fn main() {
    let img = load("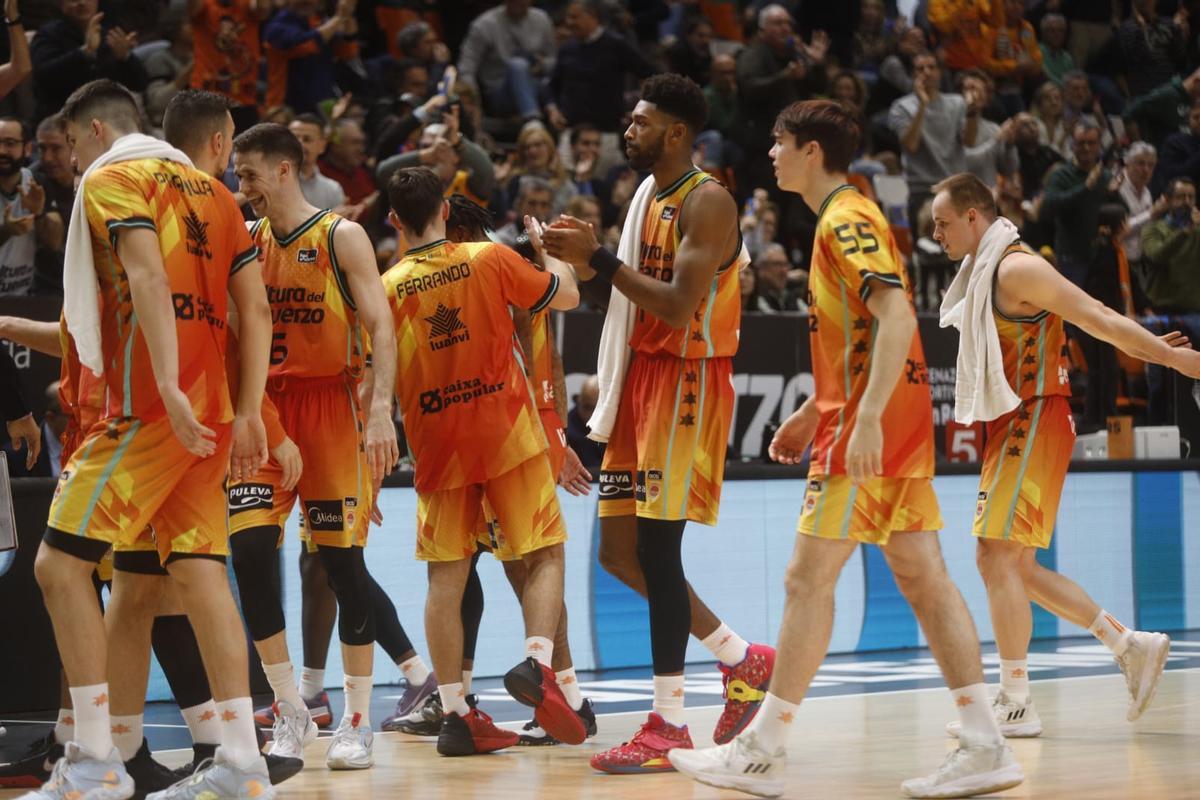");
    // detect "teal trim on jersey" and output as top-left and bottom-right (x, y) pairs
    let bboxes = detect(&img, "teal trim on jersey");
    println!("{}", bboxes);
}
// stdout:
(1001, 398), (1046, 539)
